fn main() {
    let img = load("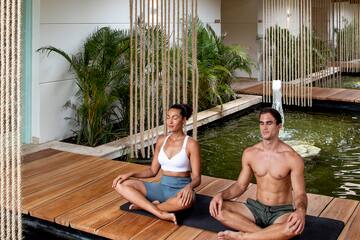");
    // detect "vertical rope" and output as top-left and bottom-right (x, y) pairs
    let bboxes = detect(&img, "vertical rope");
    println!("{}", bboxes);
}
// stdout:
(0, 0), (22, 238)
(167, 0), (171, 107)
(134, 0), (139, 158)
(140, 0), (145, 156)
(308, 0), (311, 106)
(147, 0), (151, 158)
(262, 0), (266, 103)
(16, 1), (22, 237)
(177, 0), (181, 103)
(0, 0), (6, 236)
(129, 0), (134, 158)
(182, 0), (186, 102)
(162, 0), (167, 135)
(150, 0), (155, 153)
(193, 0), (198, 139)
(173, 0), (176, 104)
(290, 0), (293, 105)
(156, 0), (159, 136)
(11, 0), (17, 236)
(185, 0), (189, 104)
(5, 0), (12, 237)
